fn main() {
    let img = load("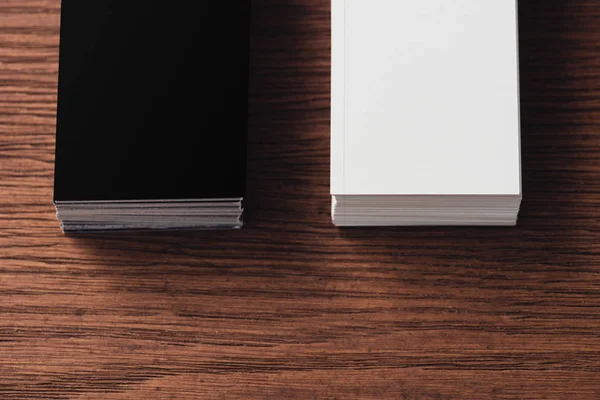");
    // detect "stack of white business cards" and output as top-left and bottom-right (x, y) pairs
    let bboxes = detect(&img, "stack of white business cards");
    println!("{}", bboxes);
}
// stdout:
(331, 0), (522, 226)
(332, 196), (522, 226)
